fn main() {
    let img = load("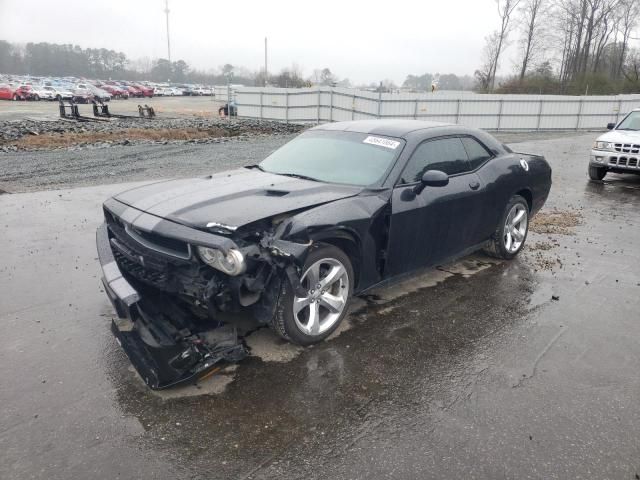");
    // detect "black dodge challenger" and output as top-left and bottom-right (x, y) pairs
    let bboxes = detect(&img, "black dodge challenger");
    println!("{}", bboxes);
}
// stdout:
(97, 120), (552, 388)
